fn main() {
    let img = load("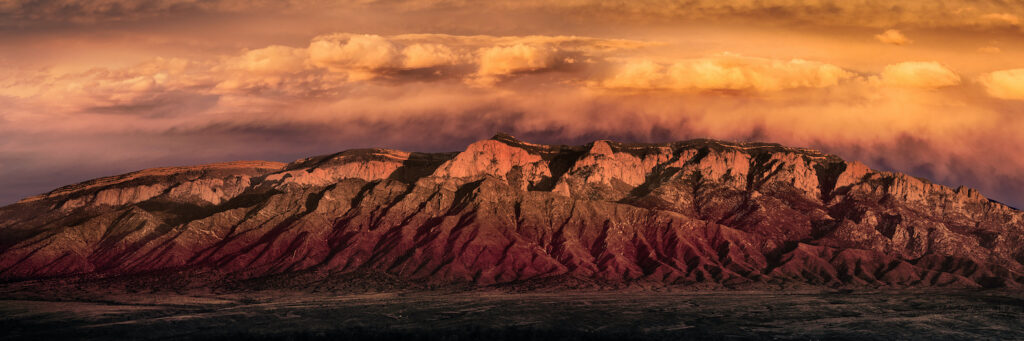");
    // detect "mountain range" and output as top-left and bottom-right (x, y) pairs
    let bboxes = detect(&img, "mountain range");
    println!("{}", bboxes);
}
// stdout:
(1, 133), (1022, 289)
